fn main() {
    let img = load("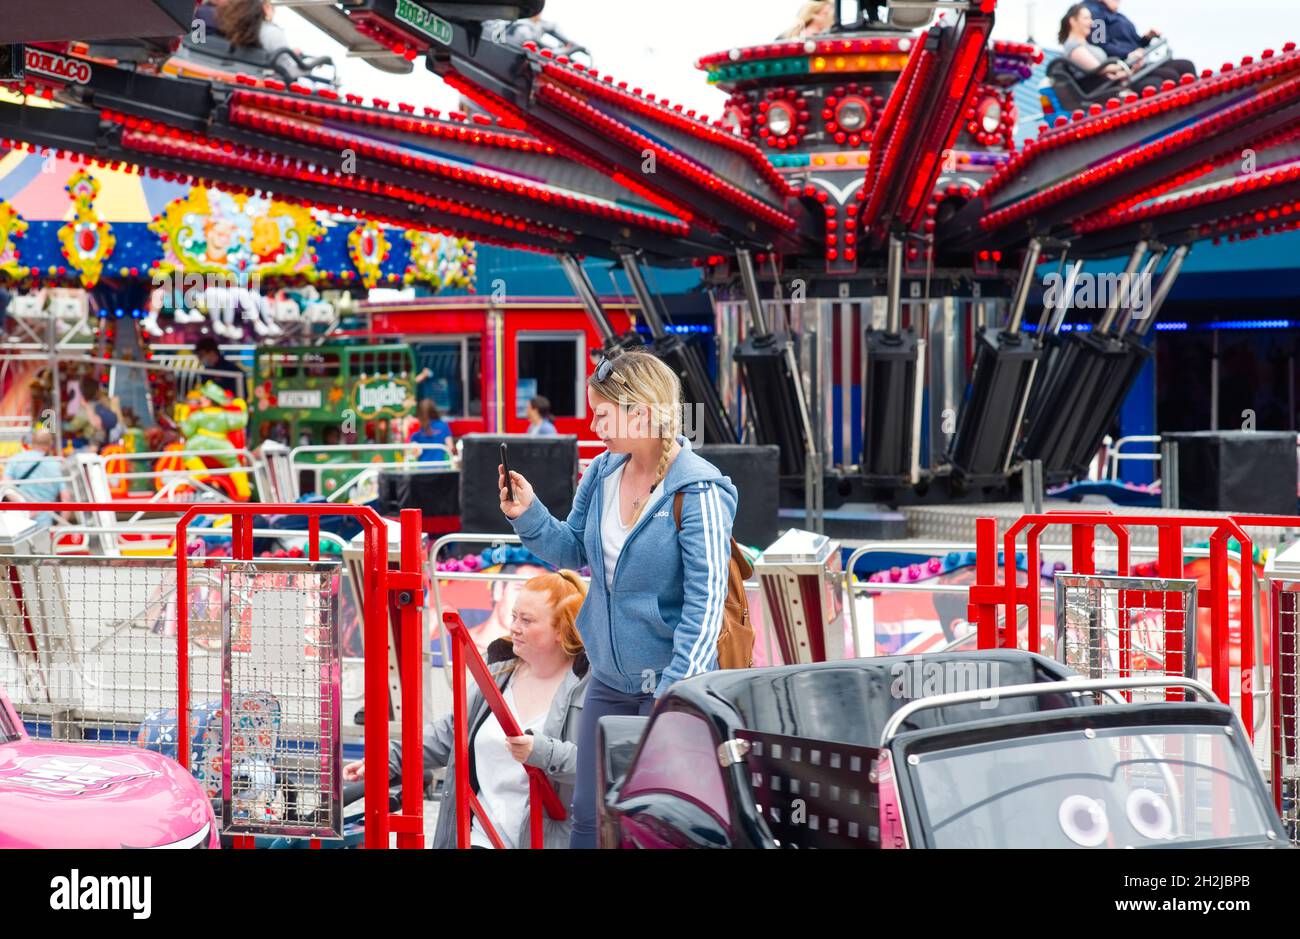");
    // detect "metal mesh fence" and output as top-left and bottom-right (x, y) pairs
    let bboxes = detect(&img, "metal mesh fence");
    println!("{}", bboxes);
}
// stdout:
(1272, 579), (1300, 844)
(0, 554), (344, 841)
(1054, 574), (1198, 703)
(222, 559), (342, 839)
(0, 556), (224, 743)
